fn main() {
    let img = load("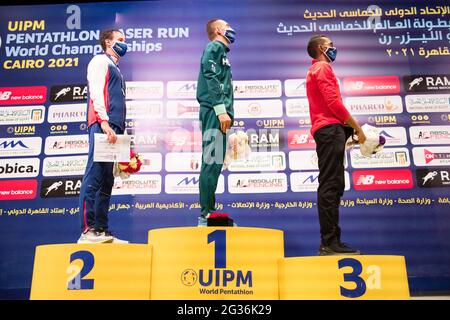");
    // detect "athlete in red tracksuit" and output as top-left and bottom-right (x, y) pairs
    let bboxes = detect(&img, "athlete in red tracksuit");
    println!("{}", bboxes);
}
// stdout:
(77, 29), (128, 244)
(306, 35), (366, 255)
